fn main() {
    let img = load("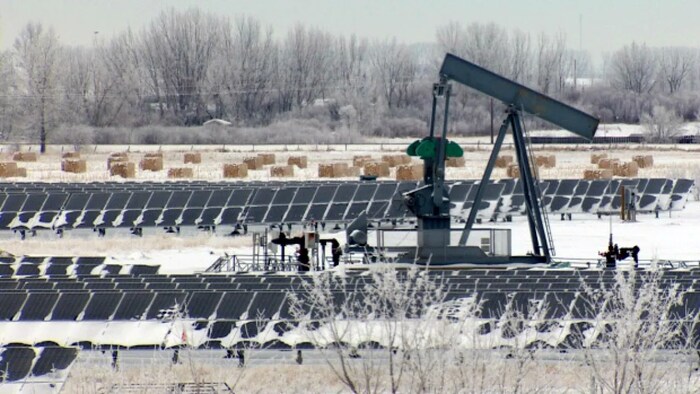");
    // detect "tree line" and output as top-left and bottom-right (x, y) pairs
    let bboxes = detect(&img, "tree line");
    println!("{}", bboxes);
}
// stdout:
(1, 8), (699, 150)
